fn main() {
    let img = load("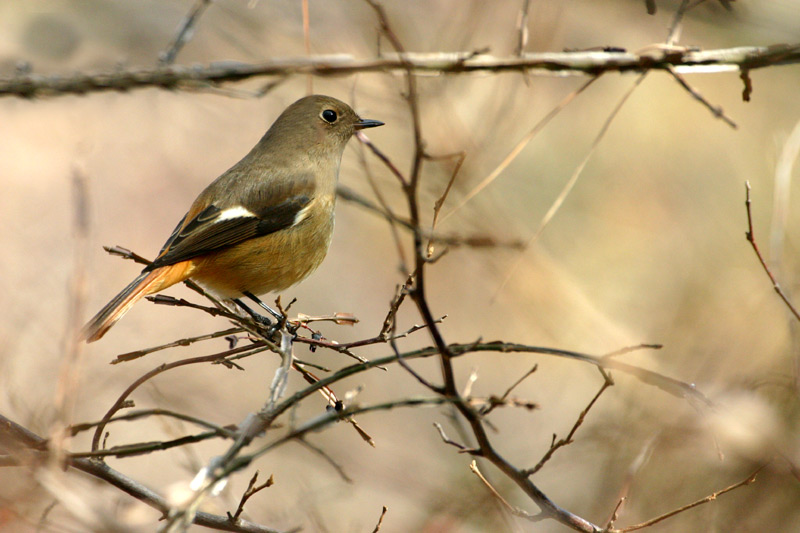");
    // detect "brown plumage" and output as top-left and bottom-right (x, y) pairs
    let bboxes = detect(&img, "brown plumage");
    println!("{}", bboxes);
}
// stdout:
(83, 95), (383, 342)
